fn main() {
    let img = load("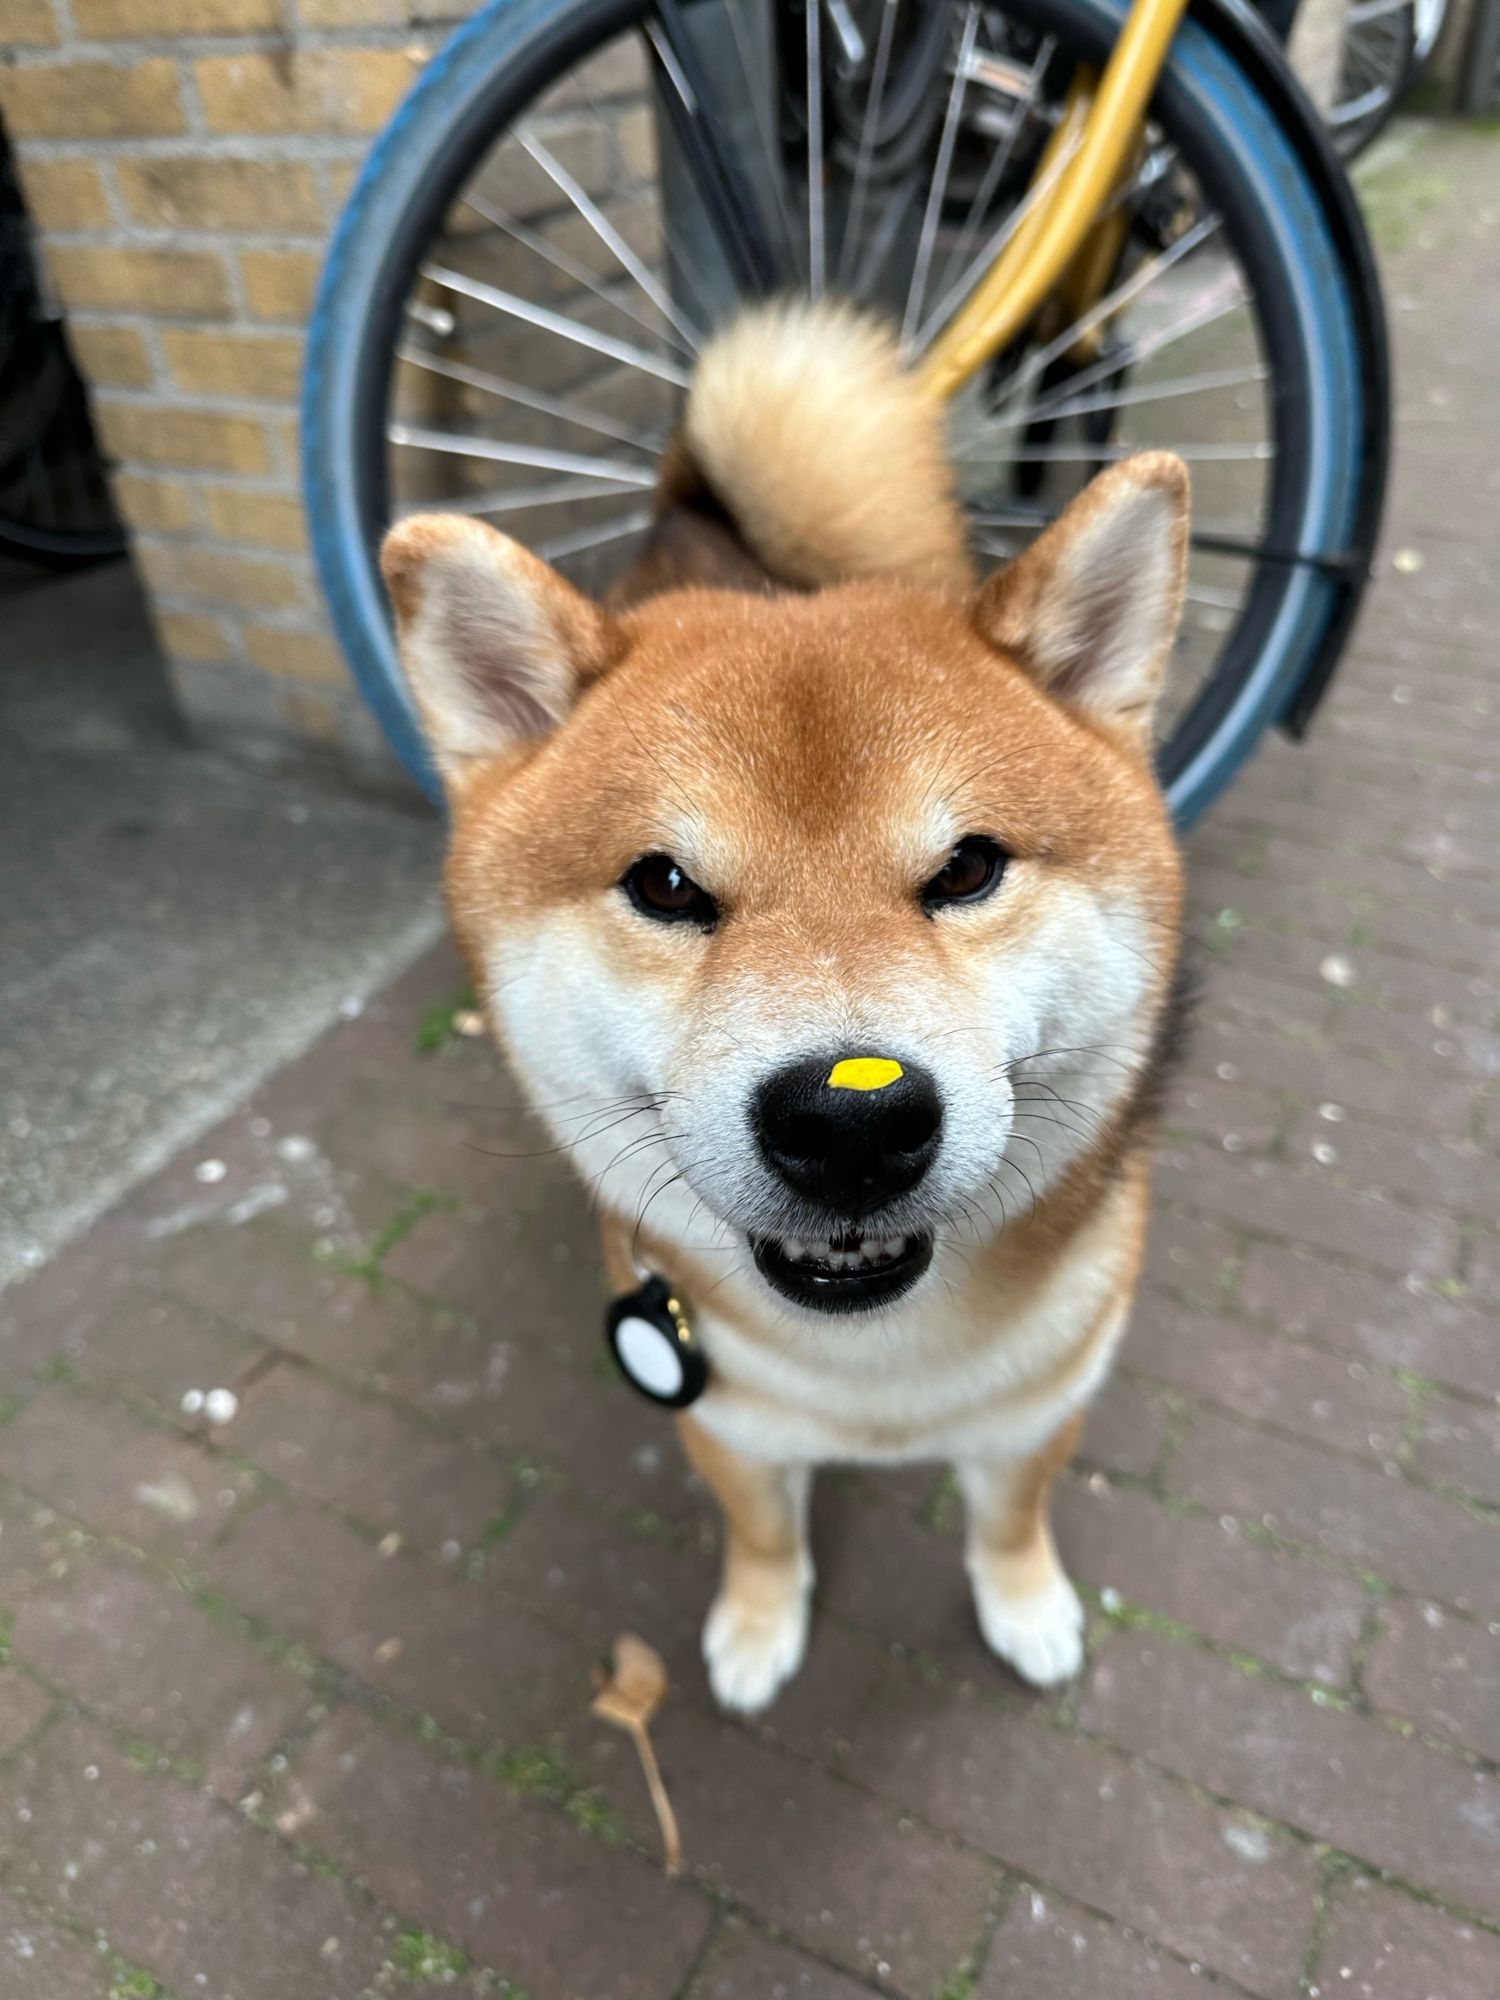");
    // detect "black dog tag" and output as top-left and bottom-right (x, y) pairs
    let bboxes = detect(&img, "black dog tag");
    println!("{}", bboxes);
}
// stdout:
(605, 1275), (708, 1409)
